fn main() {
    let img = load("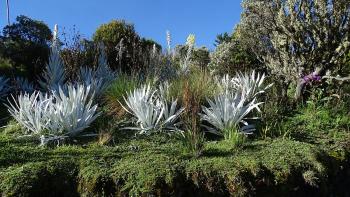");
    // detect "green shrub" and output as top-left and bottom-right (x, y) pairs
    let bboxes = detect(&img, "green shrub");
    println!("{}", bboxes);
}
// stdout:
(174, 45), (210, 70)
(0, 160), (78, 196)
(93, 20), (140, 72)
(60, 33), (98, 78)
